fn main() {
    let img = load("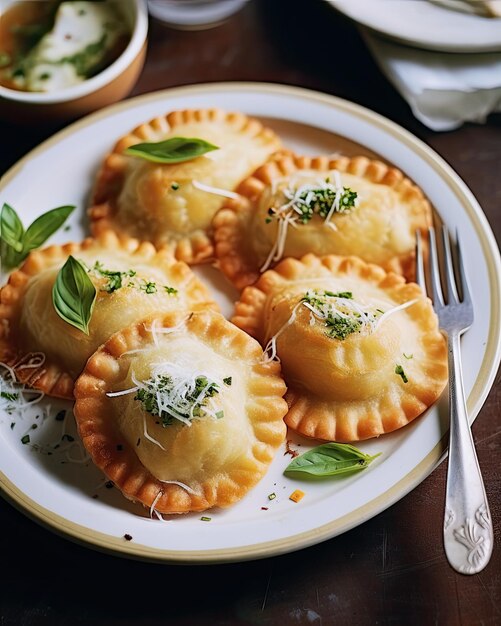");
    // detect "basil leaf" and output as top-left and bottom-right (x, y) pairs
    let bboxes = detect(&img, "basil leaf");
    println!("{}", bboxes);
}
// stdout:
(124, 137), (219, 164)
(52, 256), (96, 335)
(284, 442), (381, 479)
(1, 203), (24, 251)
(23, 205), (75, 253)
